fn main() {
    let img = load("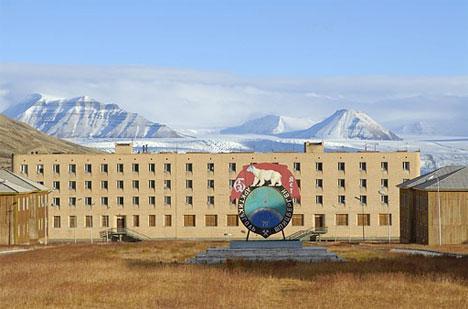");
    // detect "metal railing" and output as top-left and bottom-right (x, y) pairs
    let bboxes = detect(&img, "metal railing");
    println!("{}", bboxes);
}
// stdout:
(287, 227), (328, 241)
